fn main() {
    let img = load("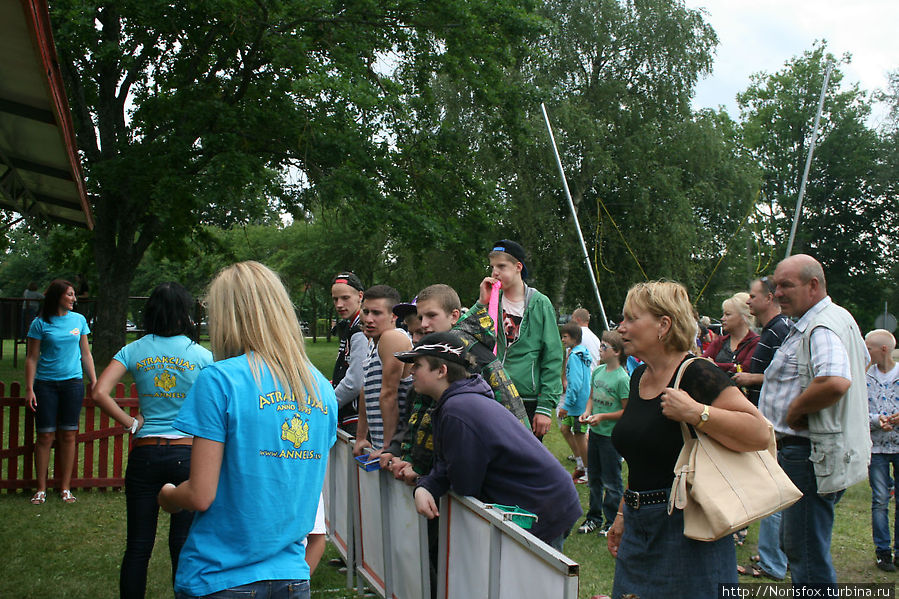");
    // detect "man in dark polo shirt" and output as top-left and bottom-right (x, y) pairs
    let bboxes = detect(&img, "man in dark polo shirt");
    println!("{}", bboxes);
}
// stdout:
(734, 276), (791, 406)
